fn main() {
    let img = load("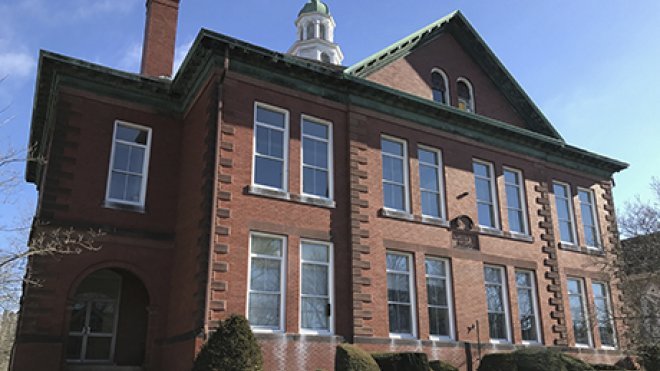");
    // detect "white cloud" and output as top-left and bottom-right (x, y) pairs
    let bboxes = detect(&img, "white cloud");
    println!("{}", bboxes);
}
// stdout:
(173, 39), (194, 74)
(0, 52), (35, 78)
